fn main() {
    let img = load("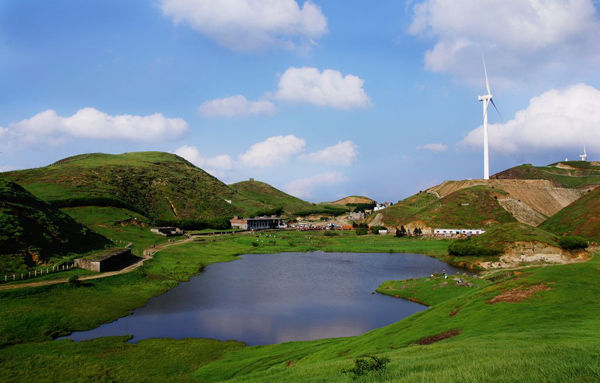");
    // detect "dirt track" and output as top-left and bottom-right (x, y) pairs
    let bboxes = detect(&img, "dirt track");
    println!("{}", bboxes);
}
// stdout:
(0, 237), (195, 291)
